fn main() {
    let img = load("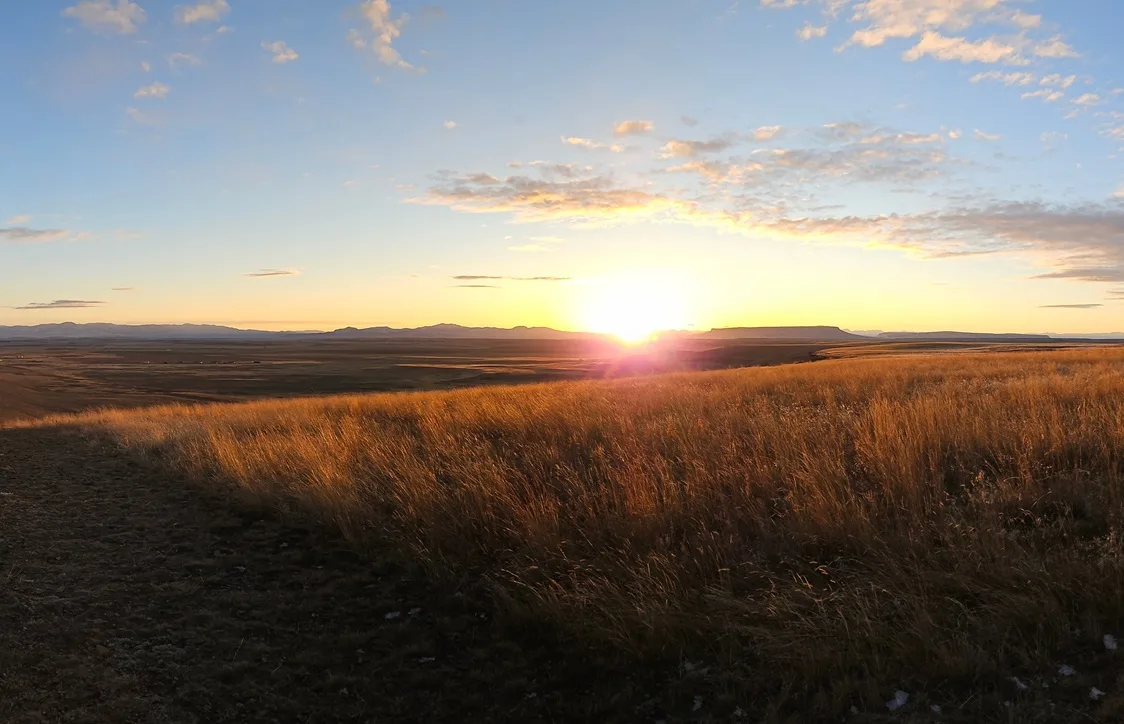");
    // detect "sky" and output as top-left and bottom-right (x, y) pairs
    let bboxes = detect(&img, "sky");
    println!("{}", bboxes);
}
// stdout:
(3, 0), (1124, 334)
